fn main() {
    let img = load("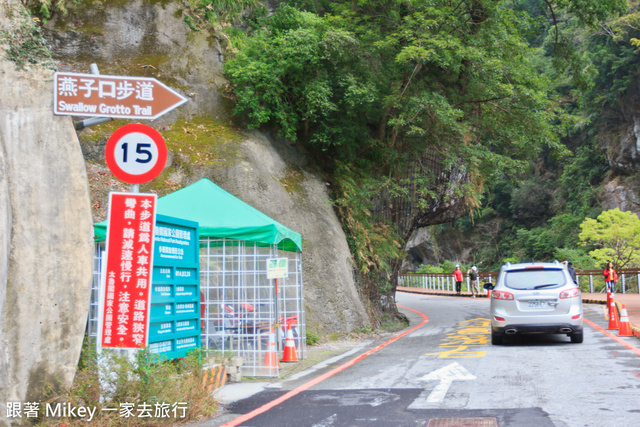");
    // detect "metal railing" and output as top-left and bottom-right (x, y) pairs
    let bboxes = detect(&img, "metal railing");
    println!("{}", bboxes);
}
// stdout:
(398, 272), (497, 294)
(399, 269), (640, 294)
